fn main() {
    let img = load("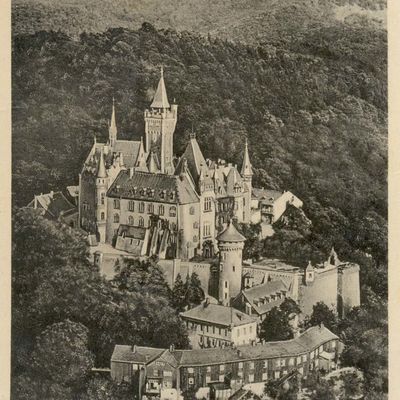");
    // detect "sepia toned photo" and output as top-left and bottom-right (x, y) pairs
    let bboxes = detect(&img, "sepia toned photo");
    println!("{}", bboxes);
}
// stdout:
(11, 1), (388, 399)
